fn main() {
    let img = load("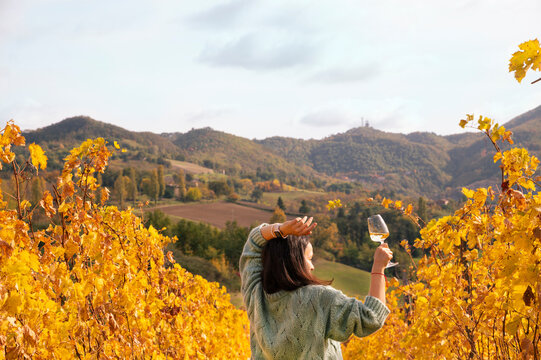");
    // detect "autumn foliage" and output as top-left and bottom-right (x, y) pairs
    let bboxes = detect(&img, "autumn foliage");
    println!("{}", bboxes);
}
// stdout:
(0, 123), (250, 359)
(343, 40), (541, 359)
(343, 118), (540, 359)
(1, 39), (540, 360)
